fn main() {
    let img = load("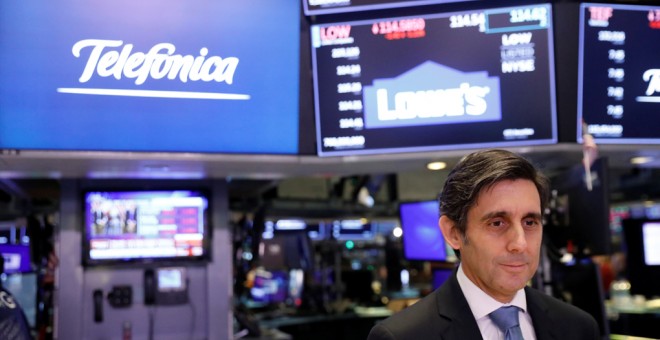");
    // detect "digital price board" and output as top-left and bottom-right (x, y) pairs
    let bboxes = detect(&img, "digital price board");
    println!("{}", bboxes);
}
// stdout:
(311, 4), (557, 156)
(578, 3), (660, 143)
